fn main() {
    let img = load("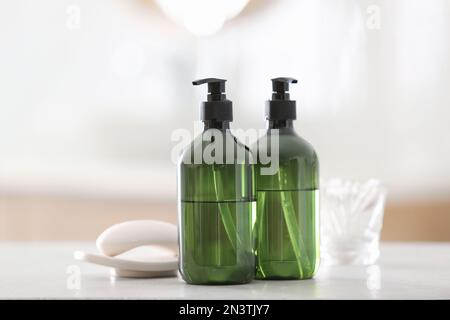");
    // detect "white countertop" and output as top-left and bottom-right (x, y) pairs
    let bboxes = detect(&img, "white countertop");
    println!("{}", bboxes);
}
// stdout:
(1, 242), (449, 299)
